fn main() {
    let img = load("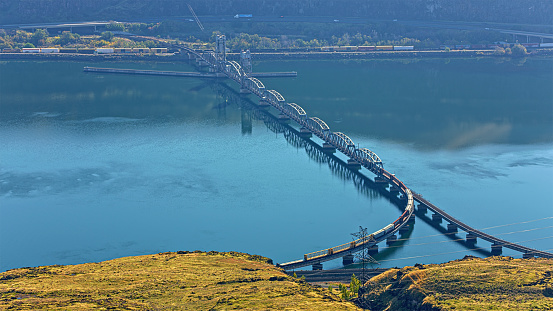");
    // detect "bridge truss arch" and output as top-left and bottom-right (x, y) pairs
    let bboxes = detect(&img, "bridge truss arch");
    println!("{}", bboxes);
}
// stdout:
(328, 132), (356, 156)
(306, 117), (330, 138)
(354, 148), (383, 170)
(264, 90), (286, 107)
(284, 103), (307, 124)
(244, 77), (265, 96)
(227, 61), (244, 82)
